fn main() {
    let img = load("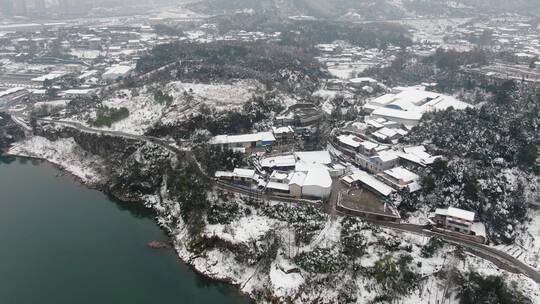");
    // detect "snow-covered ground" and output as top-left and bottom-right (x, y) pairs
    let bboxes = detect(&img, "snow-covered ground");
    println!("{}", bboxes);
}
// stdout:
(101, 89), (166, 135)
(62, 80), (263, 135)
(153, 192), (540, 303)
(8, 136), (105, 184)
(164, 80), (260, 112)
